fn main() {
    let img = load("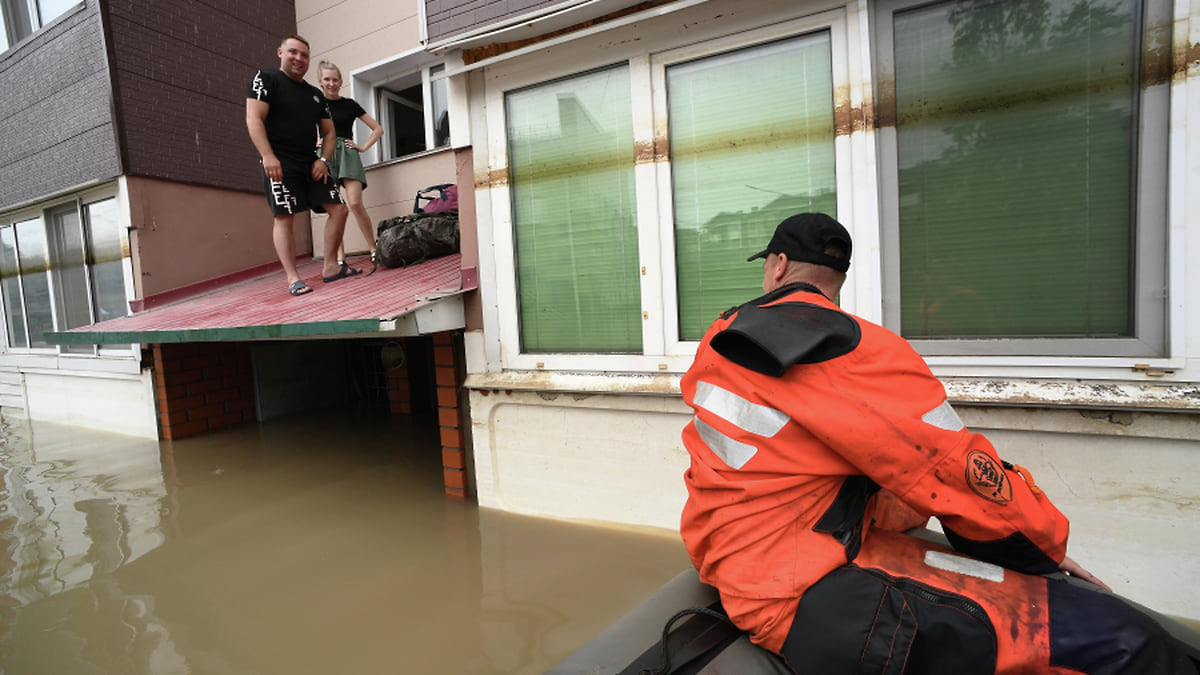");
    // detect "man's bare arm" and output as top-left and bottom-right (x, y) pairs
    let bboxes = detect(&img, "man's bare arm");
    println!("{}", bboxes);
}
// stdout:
(246, 99), (280, 180)
(313, 118), (335, 181)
